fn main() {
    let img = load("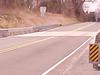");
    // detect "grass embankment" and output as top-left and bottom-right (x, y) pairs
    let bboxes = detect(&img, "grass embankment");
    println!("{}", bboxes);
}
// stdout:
(0, 9), (79, 28)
